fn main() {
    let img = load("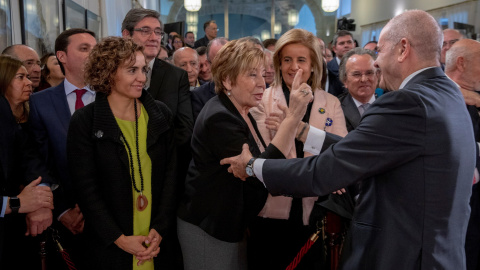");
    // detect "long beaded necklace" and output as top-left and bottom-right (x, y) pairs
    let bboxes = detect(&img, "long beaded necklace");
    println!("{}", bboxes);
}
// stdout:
(119, 99), (148, 211)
